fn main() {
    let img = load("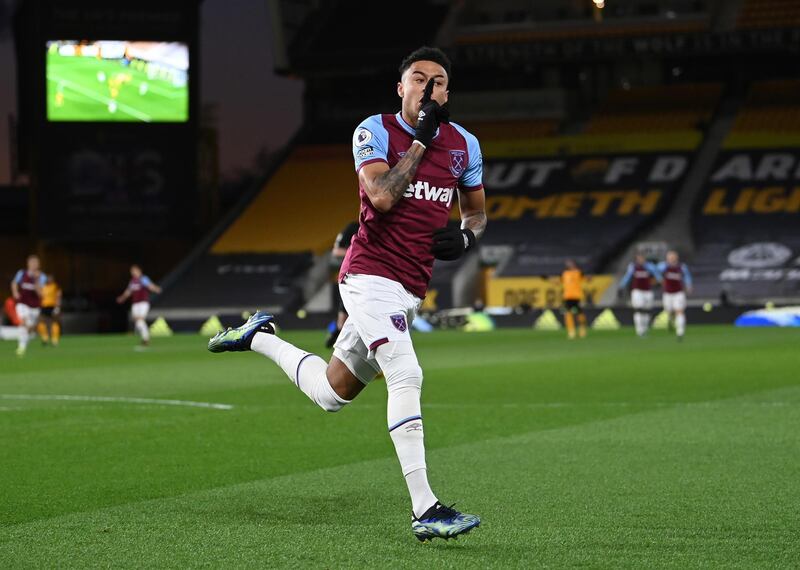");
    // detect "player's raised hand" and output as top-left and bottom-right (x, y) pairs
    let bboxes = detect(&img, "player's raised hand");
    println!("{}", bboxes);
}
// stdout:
(414, 78), (449, 148)
(421, 76), (435, 106)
